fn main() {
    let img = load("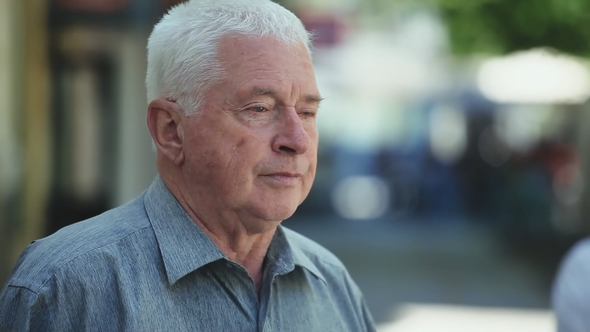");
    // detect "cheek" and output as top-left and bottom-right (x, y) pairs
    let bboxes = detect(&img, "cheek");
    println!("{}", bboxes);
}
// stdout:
(306, 164), (317, 184)
(306, 121), (319, 136)
(307, 127), (319, 152)
(183, 137), (228, 185)
(218, 143), (260, 189)
(307, 145), (318, 169)
(235, 137), (247, 148)
(298, 172), (315, 205)
(303, 154), (317, 186)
